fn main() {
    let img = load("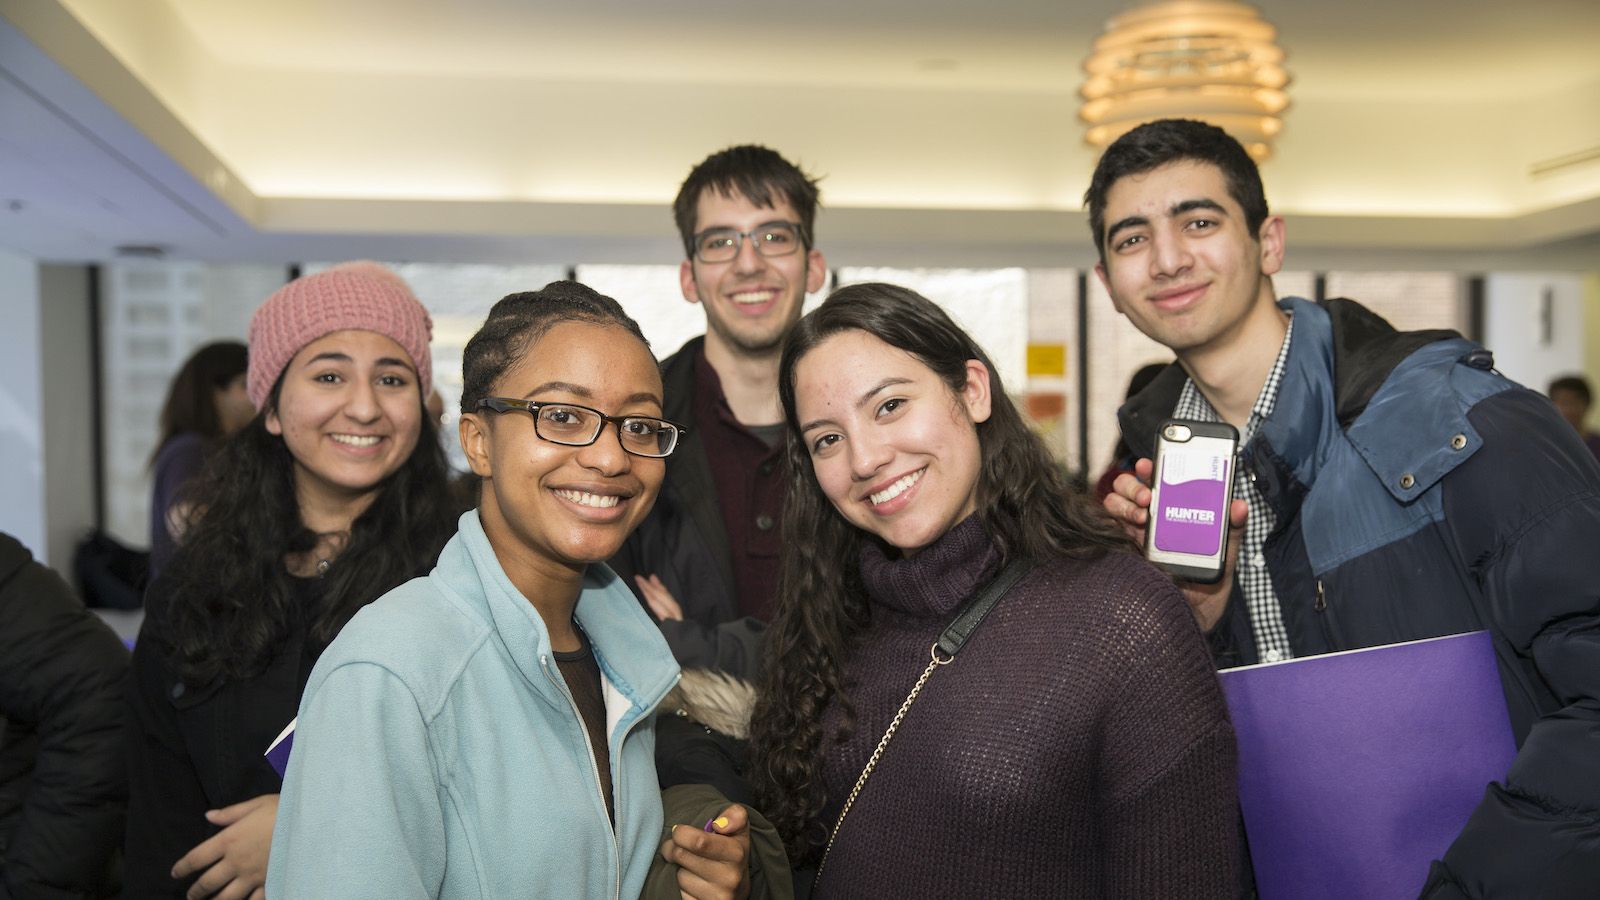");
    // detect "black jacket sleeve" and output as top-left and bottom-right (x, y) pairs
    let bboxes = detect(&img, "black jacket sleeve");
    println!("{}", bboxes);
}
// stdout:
(121, 581), (211, 899)
(609, 497), (767, 678)
(0, 534), (128, 899)
(656, 617), (769, 678)
(1423, 390), (1600, 899)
